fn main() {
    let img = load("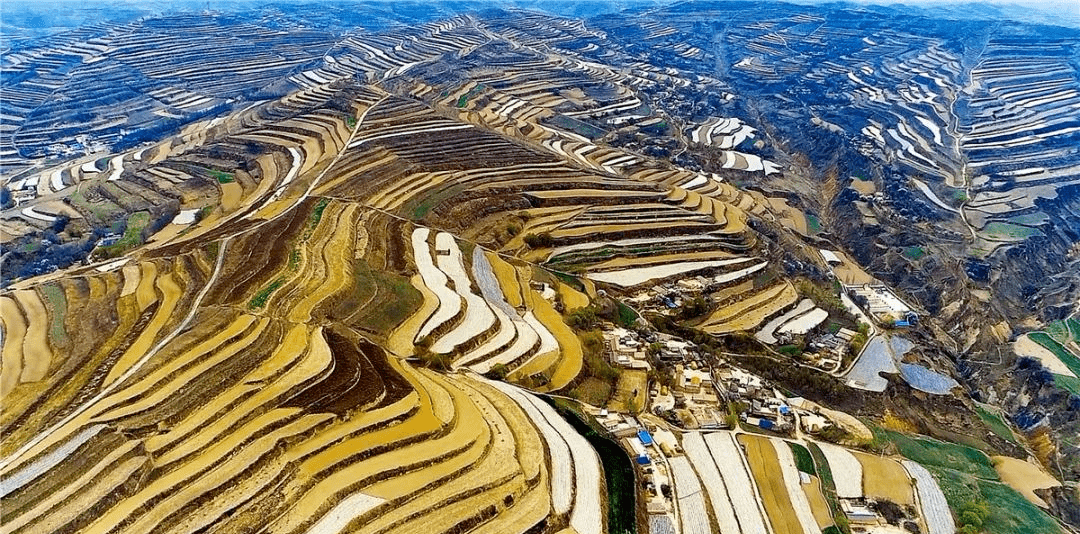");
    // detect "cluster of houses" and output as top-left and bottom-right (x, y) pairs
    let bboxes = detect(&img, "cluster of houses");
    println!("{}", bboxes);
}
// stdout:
(802, 326), (860, 372)
(602, 327), (705, 370)
(846, 283), (919, 326)
(624, 276), (712, 313)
